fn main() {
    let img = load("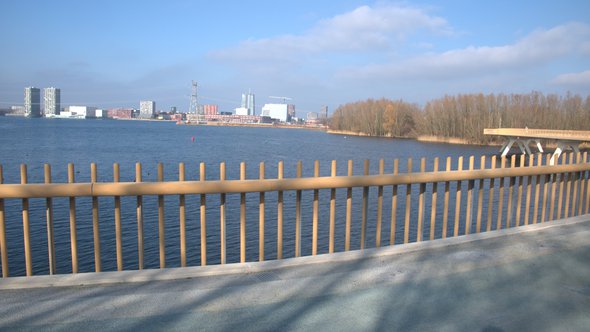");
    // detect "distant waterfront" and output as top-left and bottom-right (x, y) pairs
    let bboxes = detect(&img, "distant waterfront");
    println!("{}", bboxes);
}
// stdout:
(186, 120), (327, 131)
